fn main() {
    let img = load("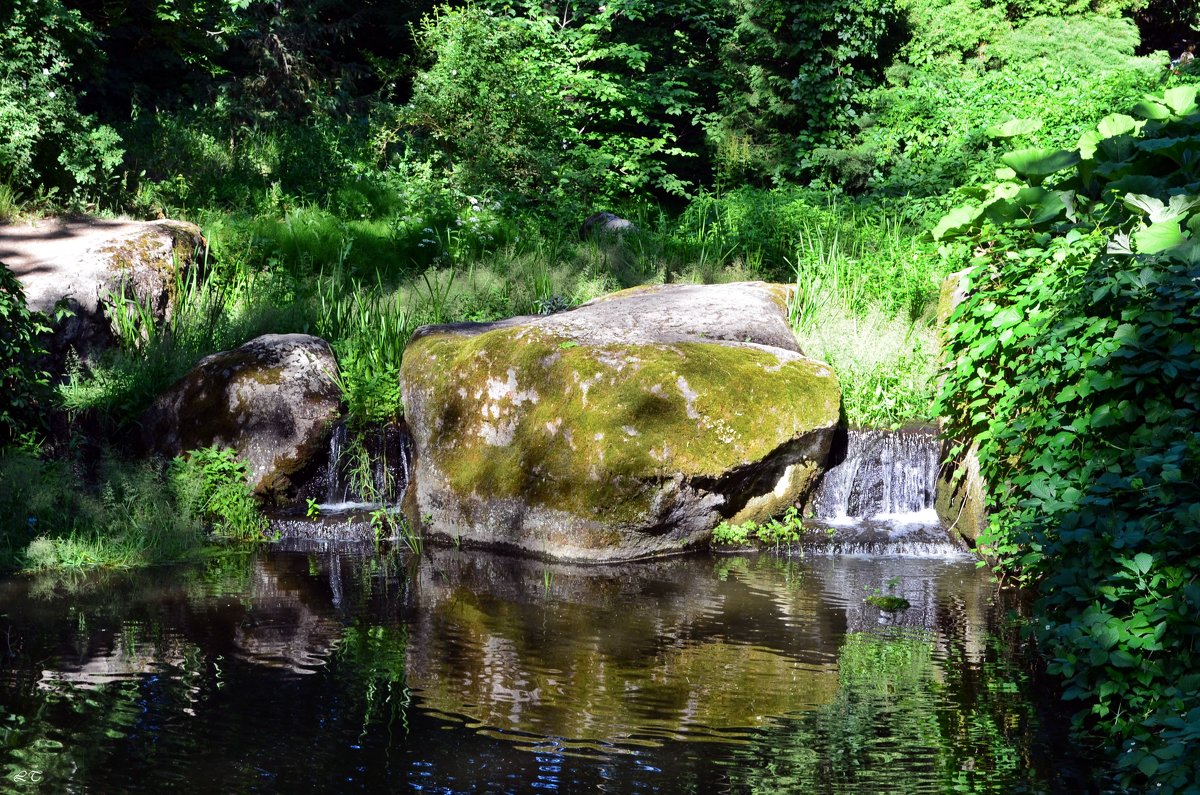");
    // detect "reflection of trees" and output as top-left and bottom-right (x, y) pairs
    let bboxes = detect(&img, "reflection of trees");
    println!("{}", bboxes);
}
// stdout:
(0, 546), (1070, 792)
